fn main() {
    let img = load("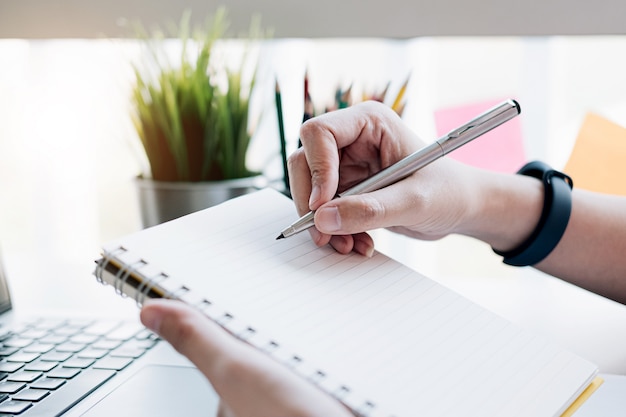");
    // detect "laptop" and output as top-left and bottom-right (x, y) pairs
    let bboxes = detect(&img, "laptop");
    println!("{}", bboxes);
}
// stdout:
(0, 246), (219, 416)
